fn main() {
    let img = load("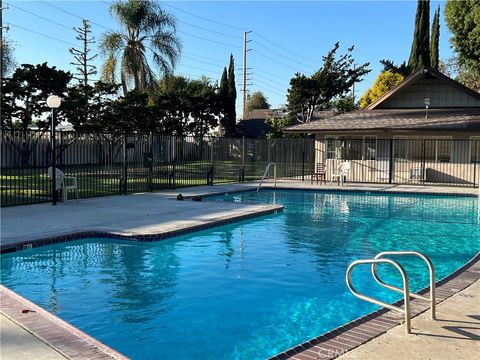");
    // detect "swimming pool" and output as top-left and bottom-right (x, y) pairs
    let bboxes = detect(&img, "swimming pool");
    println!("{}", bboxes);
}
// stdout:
(1, 190), (479, 359)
